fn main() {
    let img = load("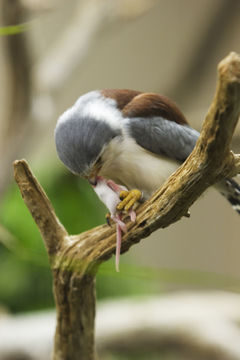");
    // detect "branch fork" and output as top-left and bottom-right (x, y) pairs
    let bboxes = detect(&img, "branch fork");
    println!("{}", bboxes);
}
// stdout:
(14, 52), (240, 360)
